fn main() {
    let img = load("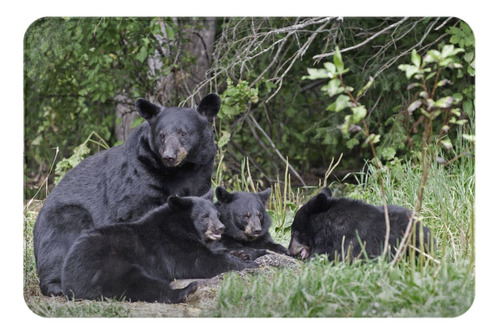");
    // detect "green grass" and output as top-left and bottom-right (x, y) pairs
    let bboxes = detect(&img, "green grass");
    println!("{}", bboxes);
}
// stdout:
(212, 152), (475, 317)
(24, 151), (474, 317)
